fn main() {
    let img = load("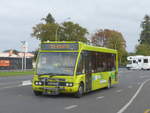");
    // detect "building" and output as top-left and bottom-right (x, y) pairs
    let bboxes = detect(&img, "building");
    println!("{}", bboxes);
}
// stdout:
(0, 50), (34, 58)
(0, 50), (34, 70)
